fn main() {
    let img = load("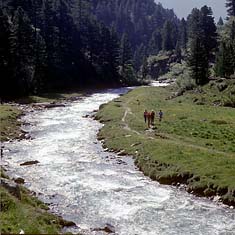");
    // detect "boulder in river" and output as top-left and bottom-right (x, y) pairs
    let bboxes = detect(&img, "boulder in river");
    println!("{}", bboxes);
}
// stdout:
(32, 102), (66, 109)
(93, 223), (115, 234)
(58, 217), (76, 227)
(20, 160), (39, 166)
(44, 103), (66, 109)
